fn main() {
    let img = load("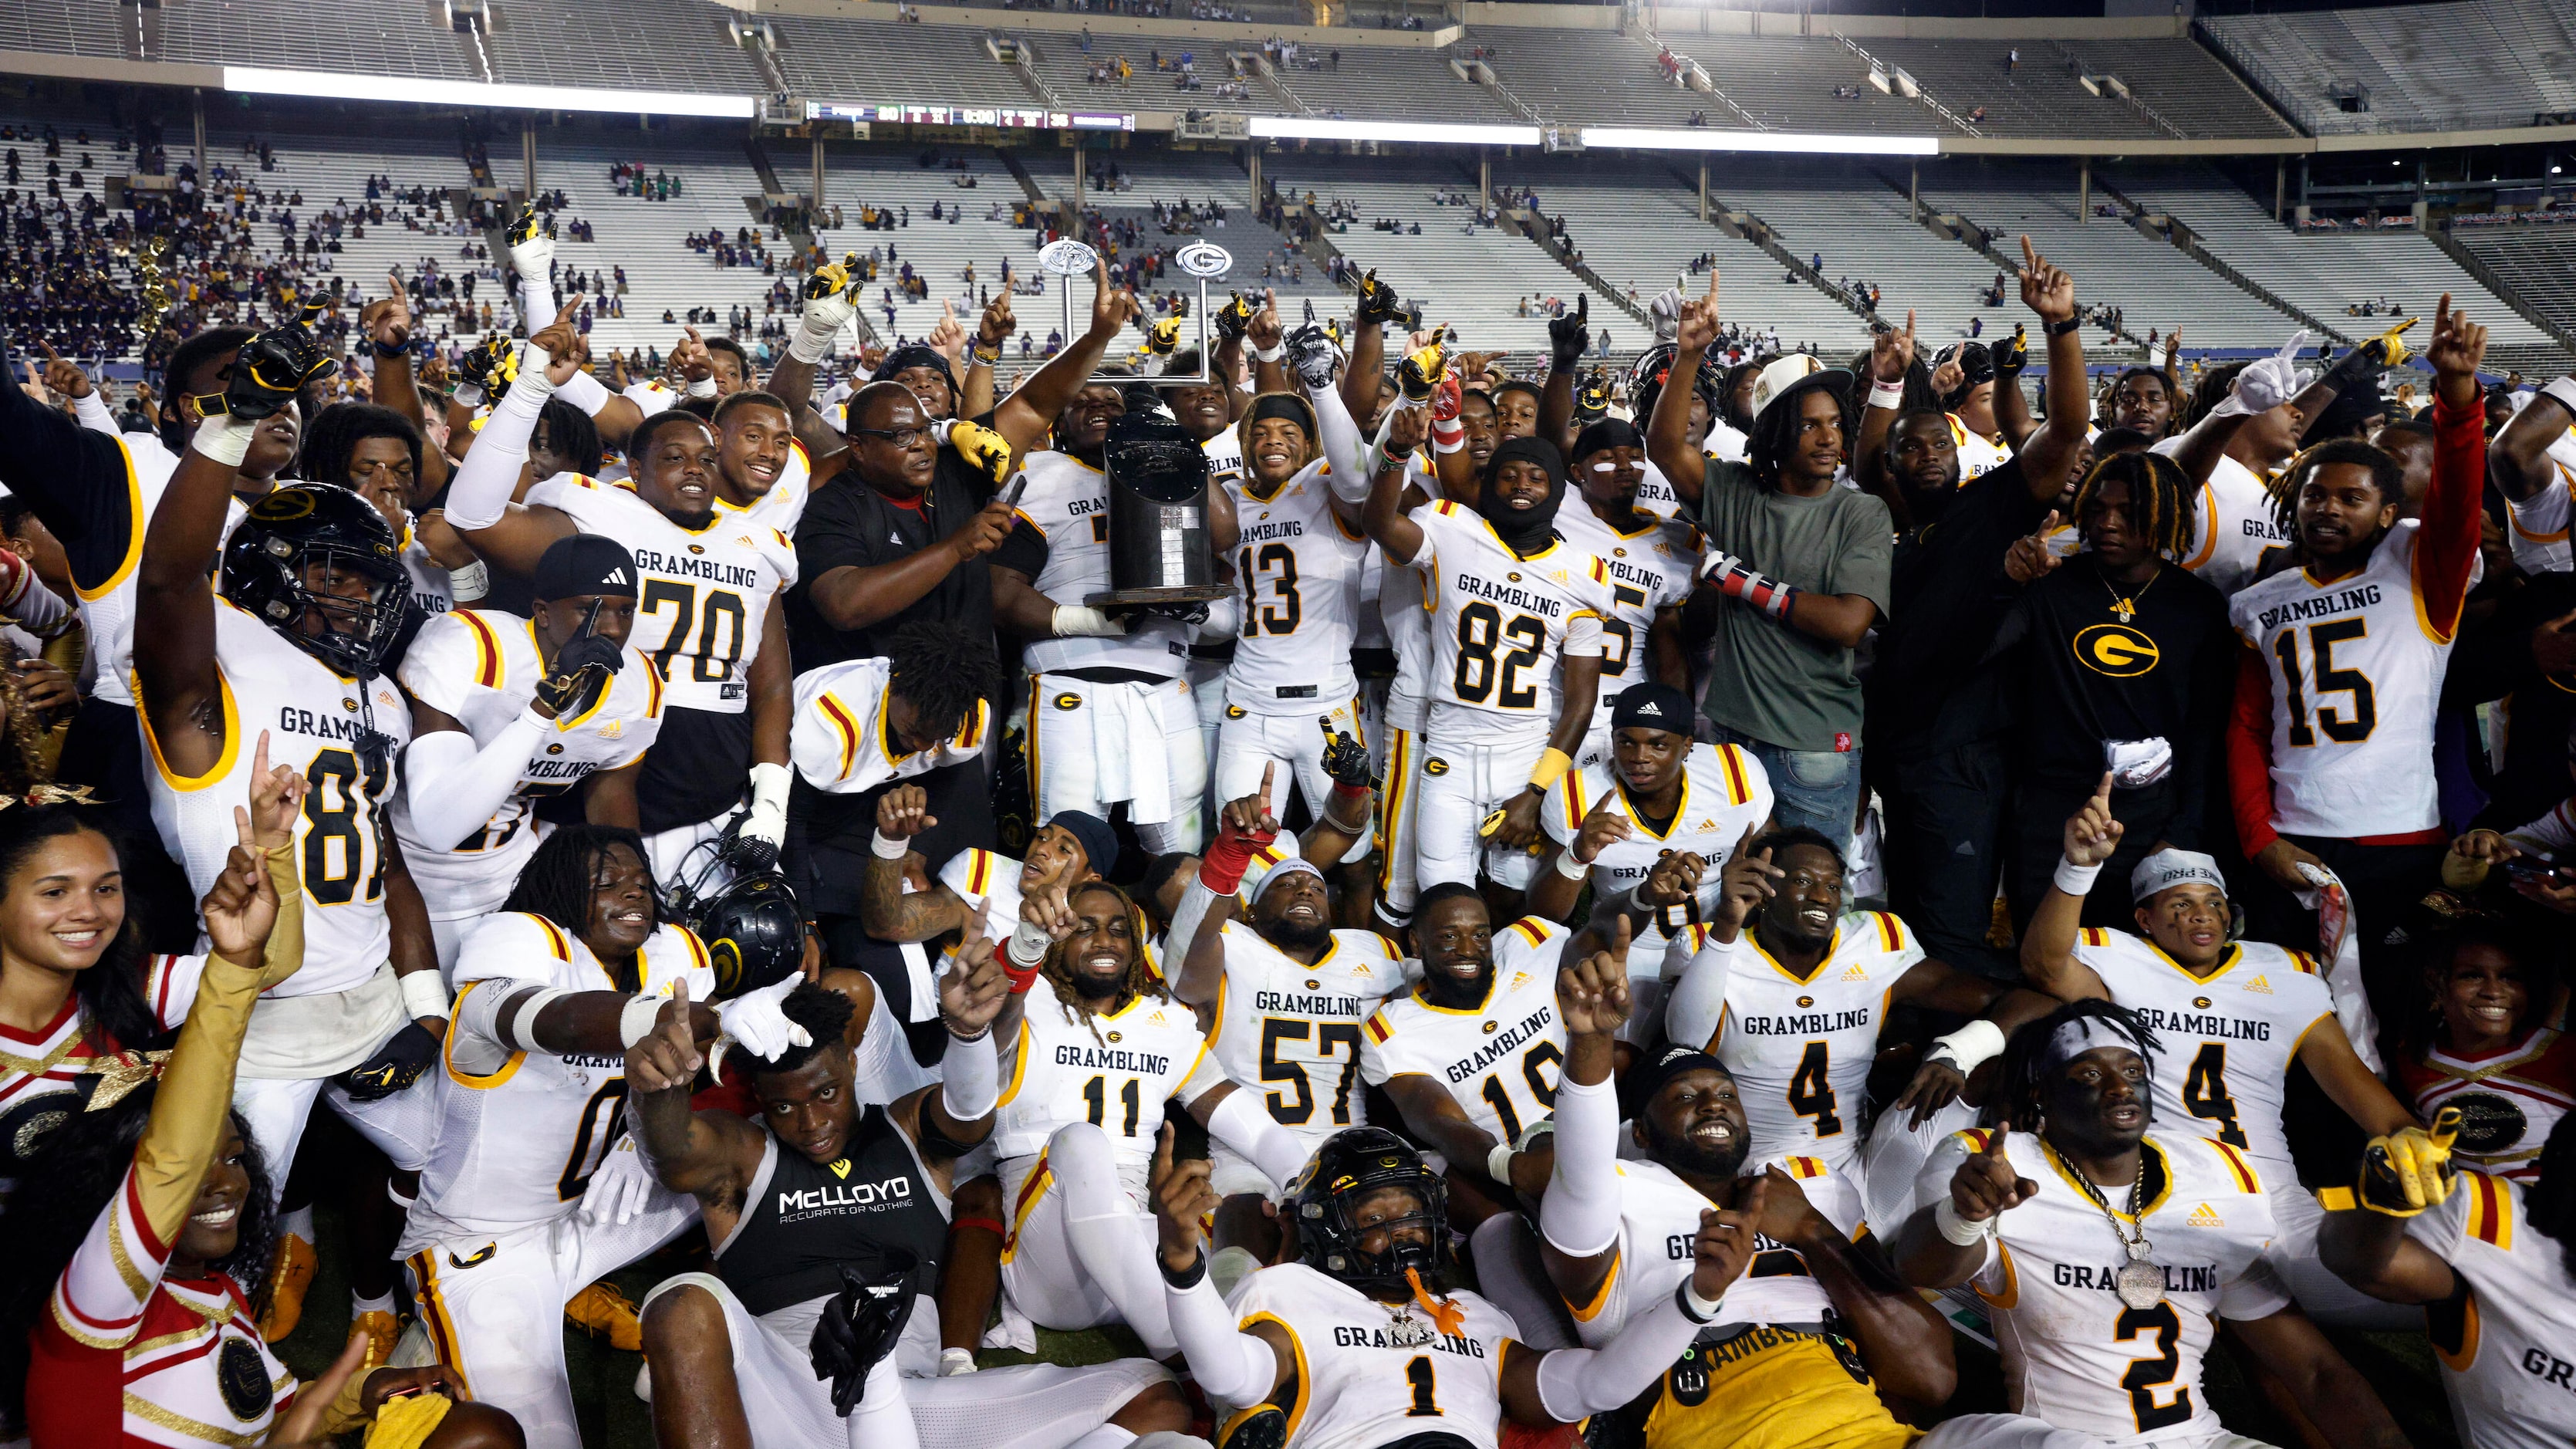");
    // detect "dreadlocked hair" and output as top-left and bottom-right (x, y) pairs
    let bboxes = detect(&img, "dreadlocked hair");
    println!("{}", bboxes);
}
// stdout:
(2529, 1114), (2576, 1282)
(1041, 880), (1166, 1043)
(295, 401), (423, 492)
(535, 397), (605, 478)
(888, 620), (1001, 745)
(1745, 376), (1852, 491)
(2185, 360), (2251, 430)
(2264, 437), (2402, 548)
(746, 981), (856, 1079)
(2069, 451), (2196, 560)
(498, 824), (663, 962)
(0, 806), (158, 1054)
(1991, 998), (2161, 1135)
(0, 1086), (277, 1424)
